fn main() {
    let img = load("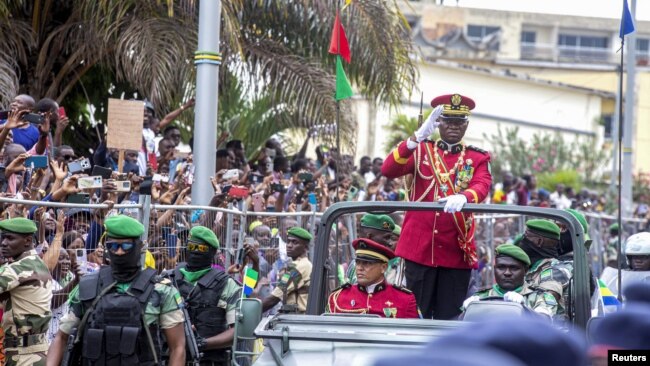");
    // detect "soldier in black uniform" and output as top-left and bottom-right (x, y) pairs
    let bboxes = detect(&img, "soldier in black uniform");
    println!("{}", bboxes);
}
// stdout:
(47, 215), (186, 366)
(167, 226), (256, 366)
